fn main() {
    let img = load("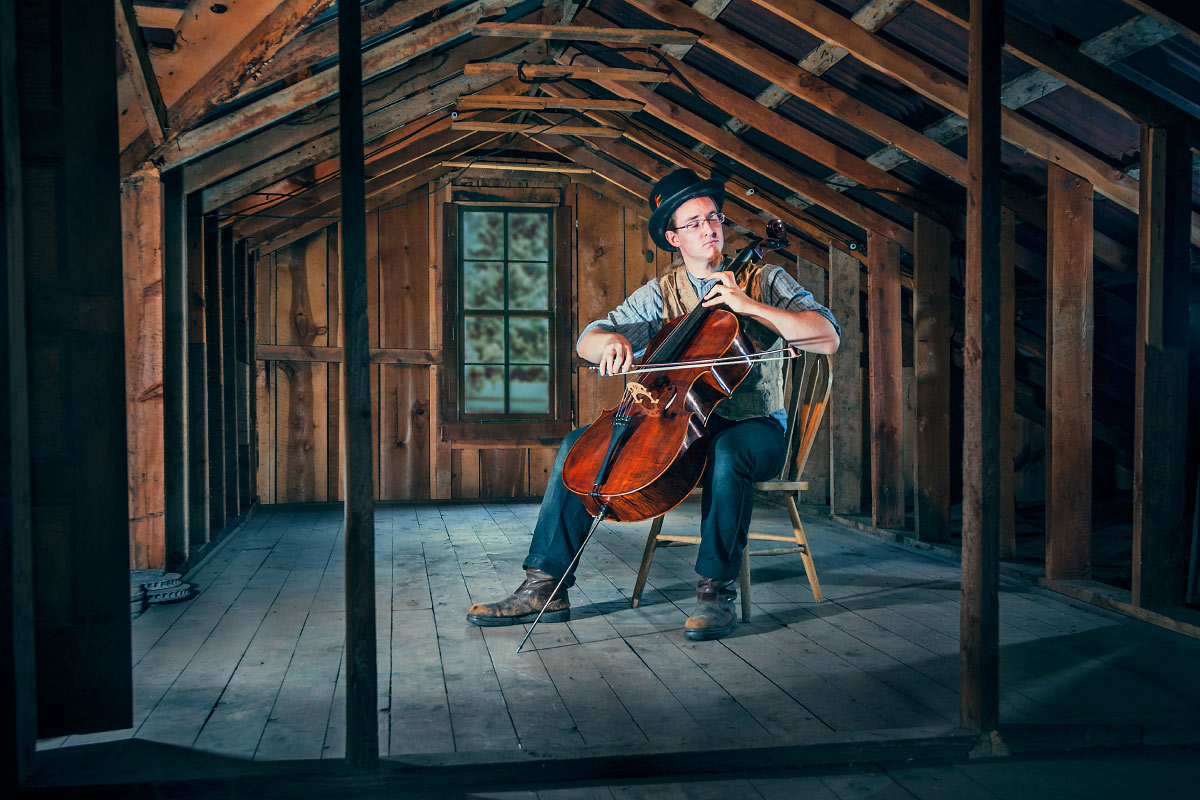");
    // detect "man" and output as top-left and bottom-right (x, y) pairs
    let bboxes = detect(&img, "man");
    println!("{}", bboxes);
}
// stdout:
(466, 169), (840, 641)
